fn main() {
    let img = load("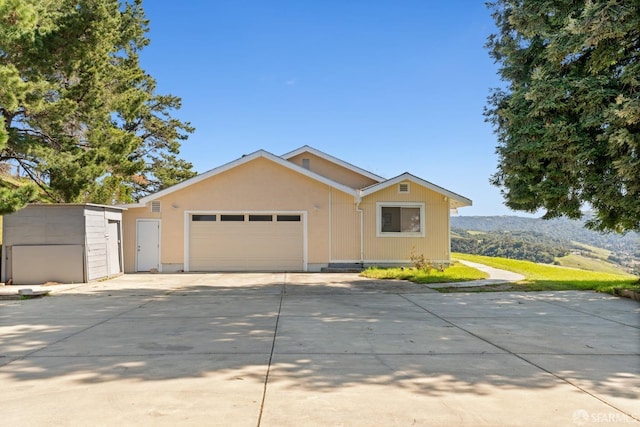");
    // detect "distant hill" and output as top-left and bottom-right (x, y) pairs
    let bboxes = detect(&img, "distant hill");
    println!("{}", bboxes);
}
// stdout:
(451, 215), (640, 275)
